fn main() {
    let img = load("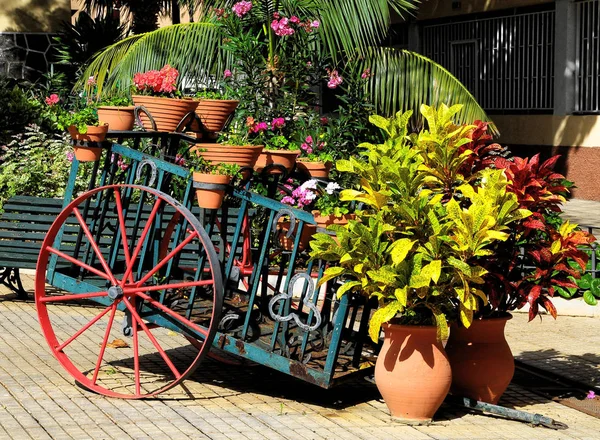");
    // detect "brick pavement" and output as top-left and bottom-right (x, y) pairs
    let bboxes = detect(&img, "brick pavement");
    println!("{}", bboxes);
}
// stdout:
(1, 277), (600, 439)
